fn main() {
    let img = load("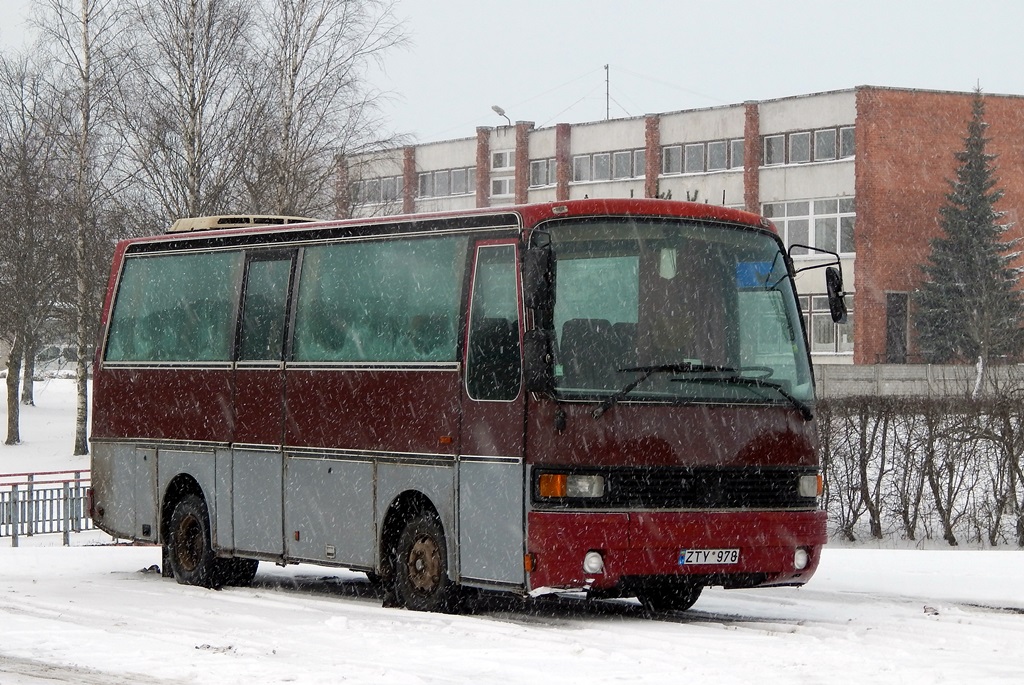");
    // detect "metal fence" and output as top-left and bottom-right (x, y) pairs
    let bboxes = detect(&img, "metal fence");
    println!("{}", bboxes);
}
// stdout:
(0, 470), (92, 546)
